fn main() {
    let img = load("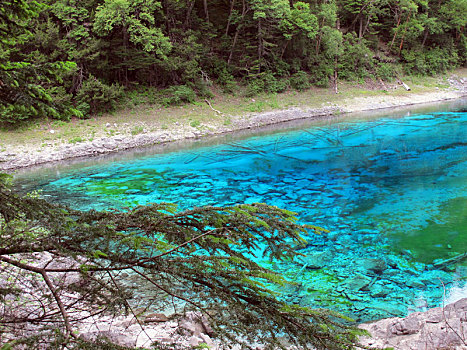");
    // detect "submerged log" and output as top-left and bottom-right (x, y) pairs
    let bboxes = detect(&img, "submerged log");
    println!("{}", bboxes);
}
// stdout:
(433, 252), (467, 270)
